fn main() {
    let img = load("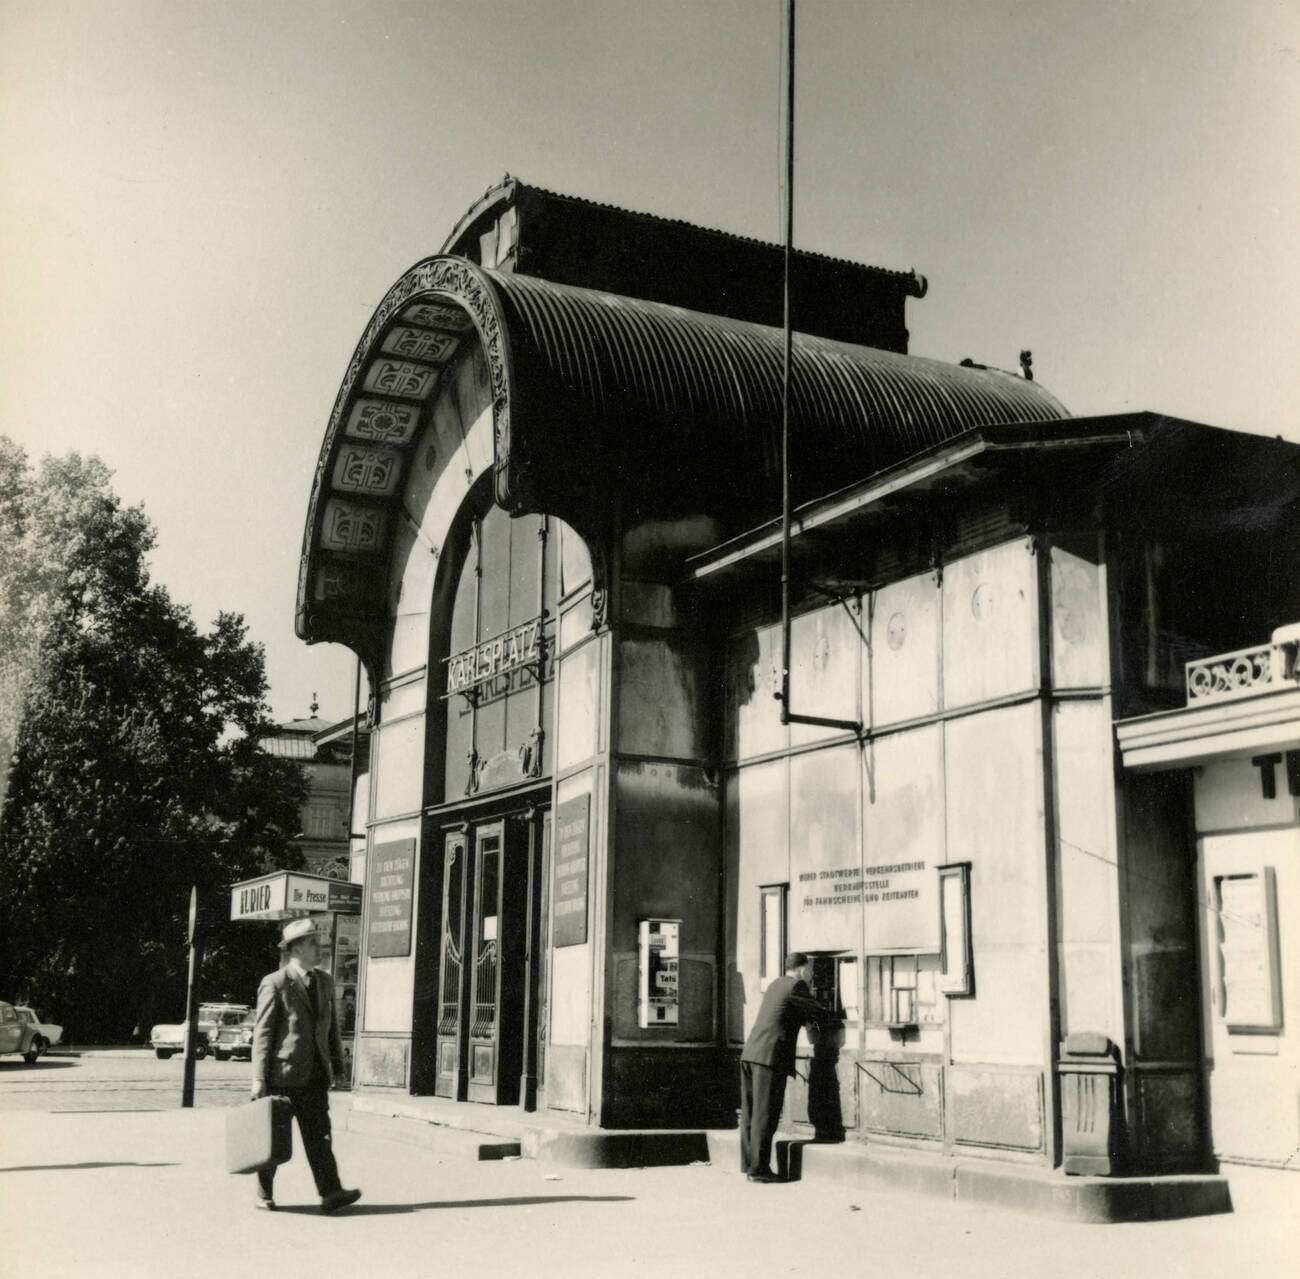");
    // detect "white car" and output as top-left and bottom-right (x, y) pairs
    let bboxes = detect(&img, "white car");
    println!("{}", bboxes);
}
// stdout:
(15, 1007), (62, 1056)
(148, 1022), (209, 1060)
